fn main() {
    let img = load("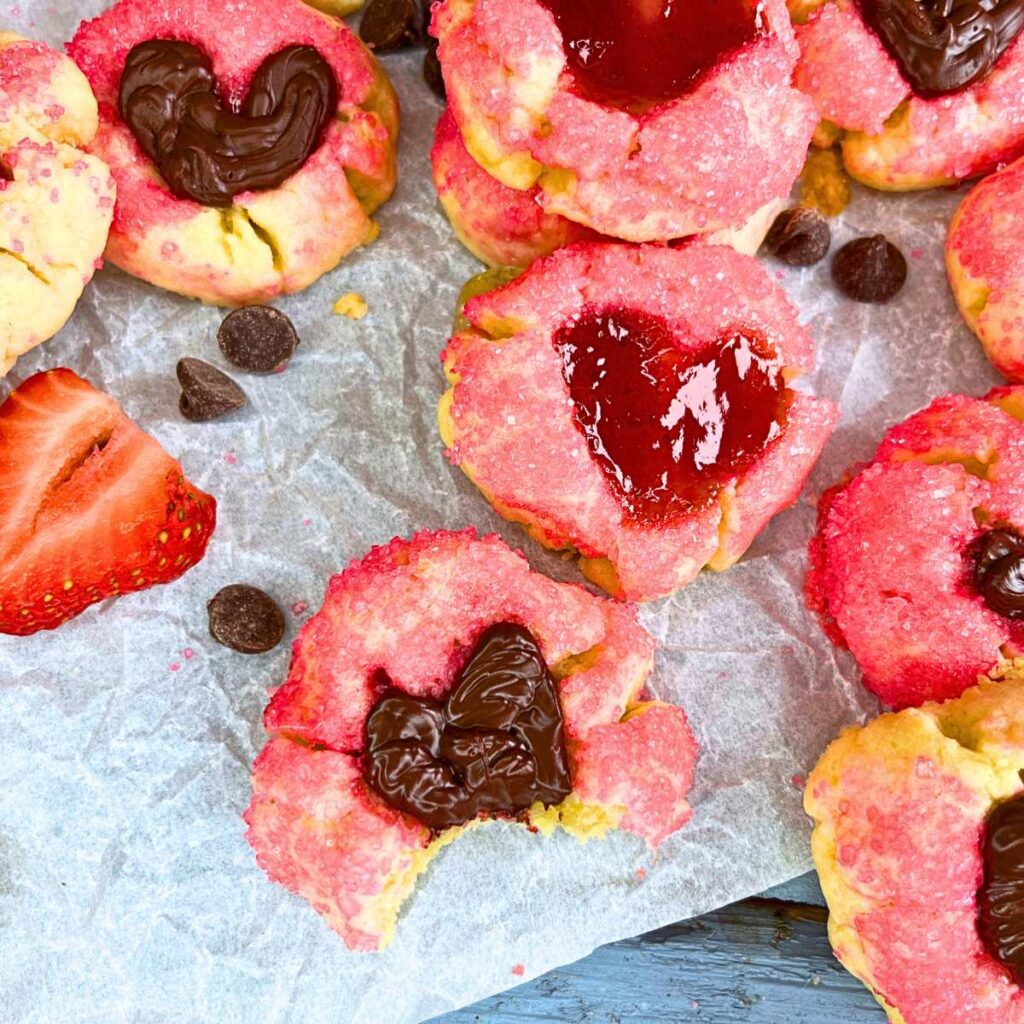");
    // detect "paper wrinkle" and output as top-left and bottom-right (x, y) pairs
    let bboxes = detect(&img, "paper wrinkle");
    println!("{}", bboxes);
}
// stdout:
(0, 3), (1002, 1022)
